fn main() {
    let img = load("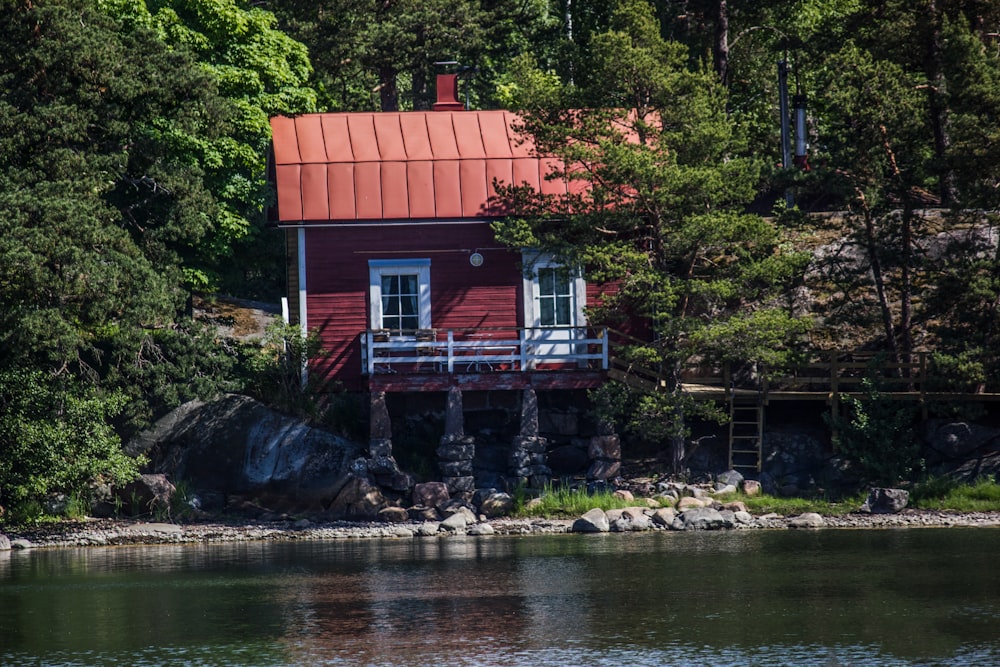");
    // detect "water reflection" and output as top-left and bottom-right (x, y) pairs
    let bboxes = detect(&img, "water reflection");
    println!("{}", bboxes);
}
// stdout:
(2, 529), (1000, 666)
